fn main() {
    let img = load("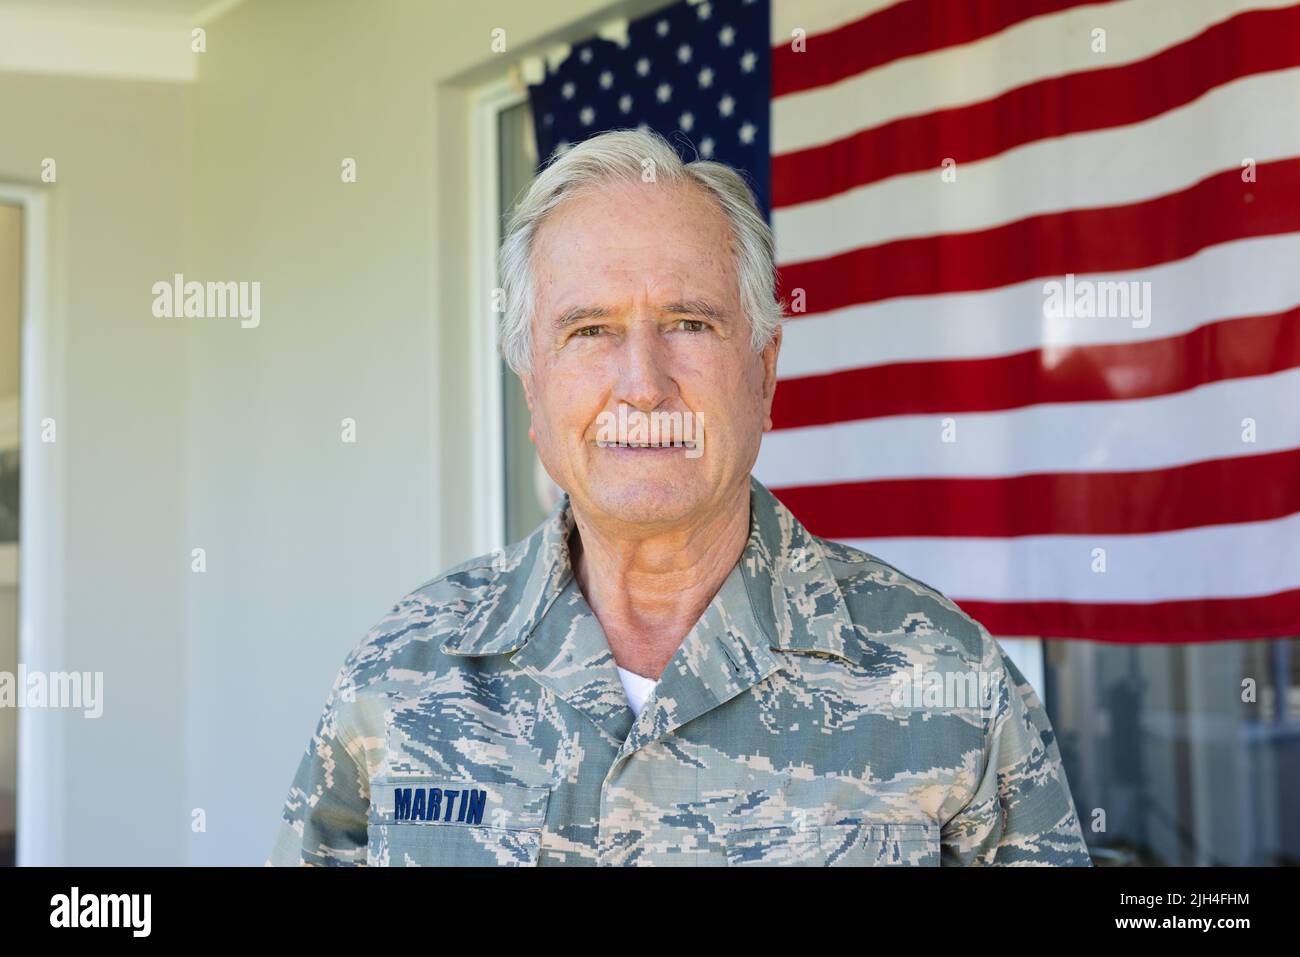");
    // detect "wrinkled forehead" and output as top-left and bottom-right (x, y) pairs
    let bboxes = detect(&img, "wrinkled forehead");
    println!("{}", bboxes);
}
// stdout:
(531, 178), (740, 312)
